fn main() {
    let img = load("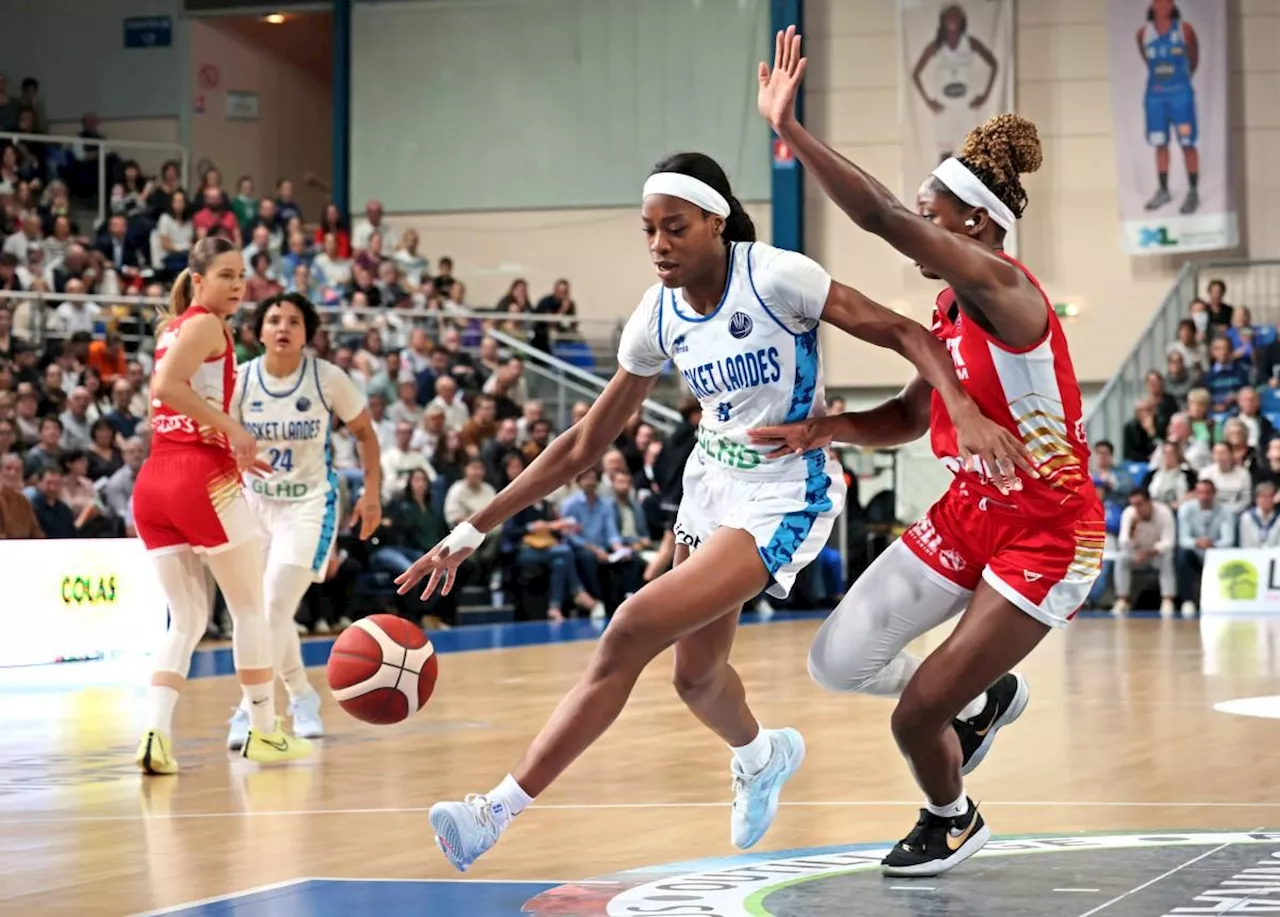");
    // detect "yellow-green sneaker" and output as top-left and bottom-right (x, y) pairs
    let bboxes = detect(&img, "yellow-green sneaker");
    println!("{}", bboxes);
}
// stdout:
(240, 717), (313, 764)
(135, 729), (178, 776)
